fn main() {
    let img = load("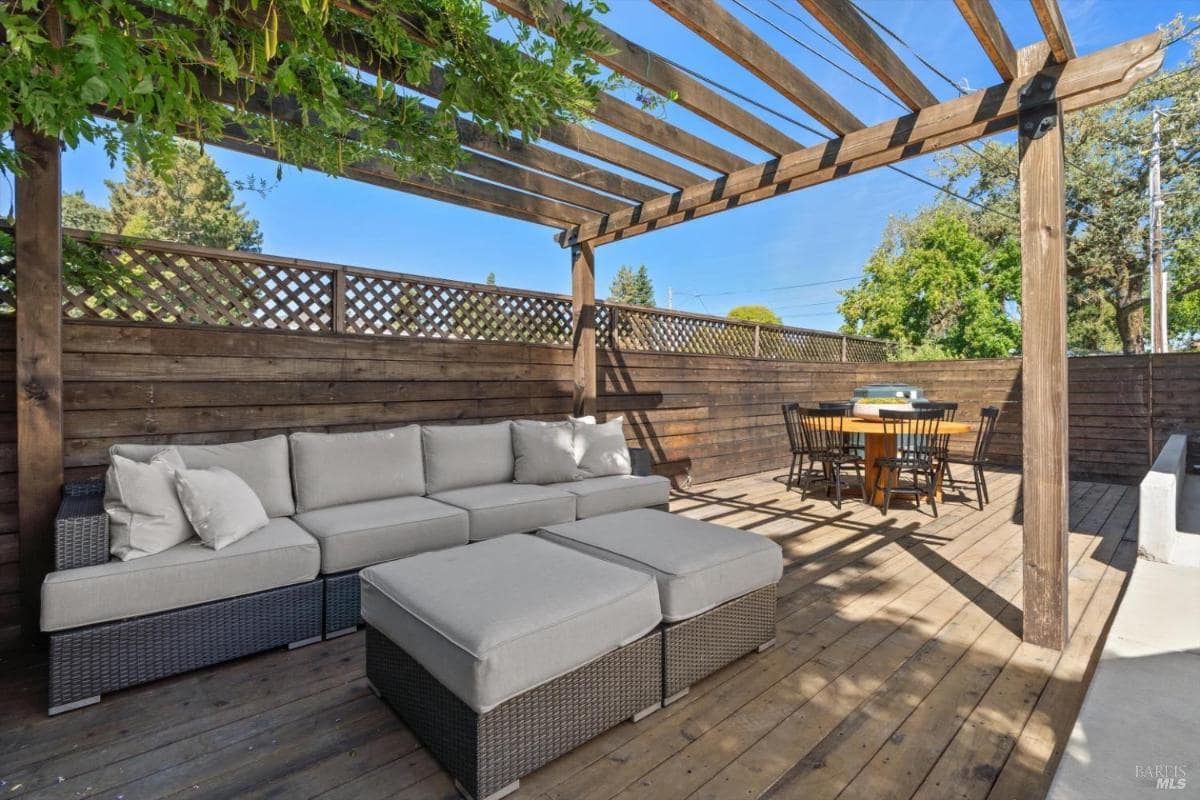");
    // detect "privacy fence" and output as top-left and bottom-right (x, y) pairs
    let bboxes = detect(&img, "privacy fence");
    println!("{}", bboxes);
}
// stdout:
(0, 228), (894, 362)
